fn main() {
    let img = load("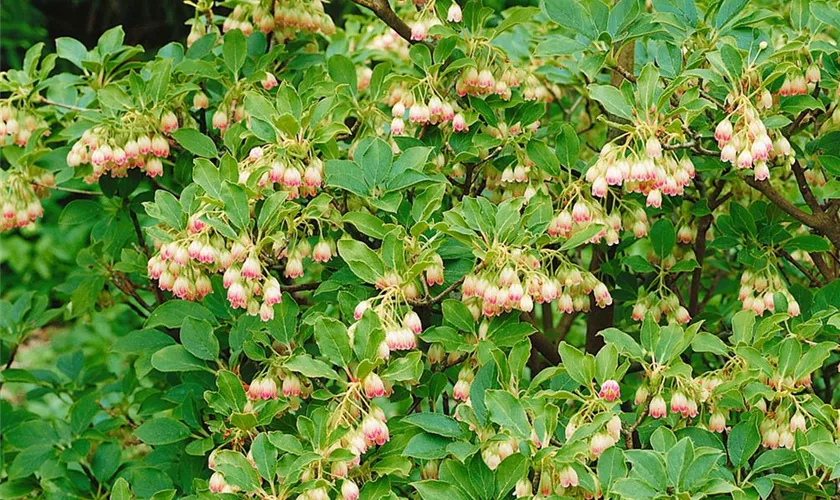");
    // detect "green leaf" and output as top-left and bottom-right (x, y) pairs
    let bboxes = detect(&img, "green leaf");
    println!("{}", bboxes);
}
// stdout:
(381, 351), (423, 382)
(731, 310), (755, 345)
(328, 54), (357, 94)
(442, 299), (475, 332)
(151, 345), (208, 372)
(403, 413), (464, 438)
(637, 63), (659, 113)
(222, 181), (250, 230)
(558, 341), (593, 386)
(314, 317), (352, 367)
(223, 29), (247, 78)
(598, 447), (627, 493)
(691, 332), (729, 356)
(749, 449), (797, 477)
(728, 419), (760, 467)
(214, 450), (260, 492)
(180, 317), (219, 360)
(250, 433), (277, 481)
(91, 442), (122, 482)
(145, 300), (215, 328)
(715, 0), (748, 27)
(555, 123), (580, 168)
(110, 478), (132, 500)
(485, 390), (531, 439)
(560, 224), (604, 251)
(193, 158), (222, 198)
(403, 434), (452, 460)
(56, 37), (89, 69)
(588, 84), (634, 121)
(600, 328), (644, 360)
(135, 417), (191, 445)
(285, 355), (340, 380)
(526, 140), (560, 176)
(172, 128), (218, 158)
(59, 200), (103, 226)
(217, 369), (248, 412)
(791, 0), (810, 30)
(337, 239), (385, 284)
(649, 219), (675, 259)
